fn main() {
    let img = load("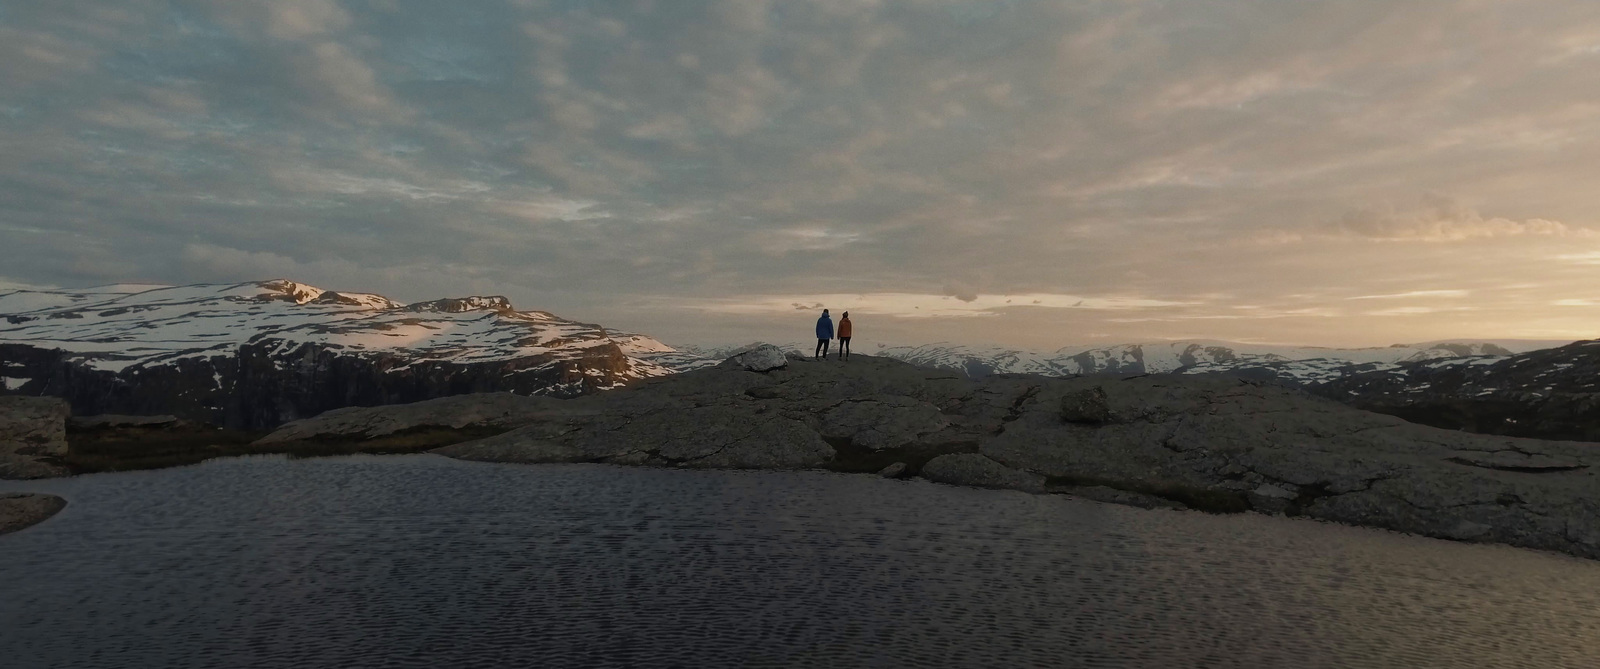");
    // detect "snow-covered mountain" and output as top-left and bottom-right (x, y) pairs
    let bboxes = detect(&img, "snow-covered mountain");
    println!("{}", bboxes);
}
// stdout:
(1315, 339), (1600, 441)
(868, 339), (1565, 384)
(0, 280), (712, 428)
